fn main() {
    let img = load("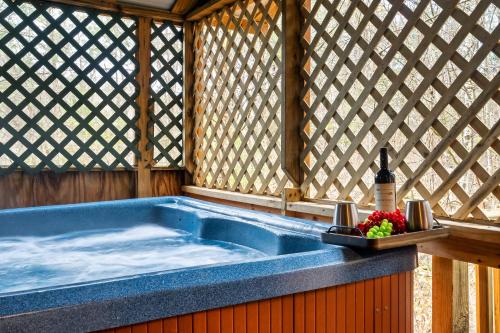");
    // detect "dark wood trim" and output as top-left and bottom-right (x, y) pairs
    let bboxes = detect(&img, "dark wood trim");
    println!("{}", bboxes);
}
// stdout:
(475, 266), (493, 333)
(43, 0), (184, 23)
(136, 17), (153, 198)
(281, 0), (303, 187)
(186, 0), (237, 21)
(183, 21), (196, 175)
(171, 0), (199, 15)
